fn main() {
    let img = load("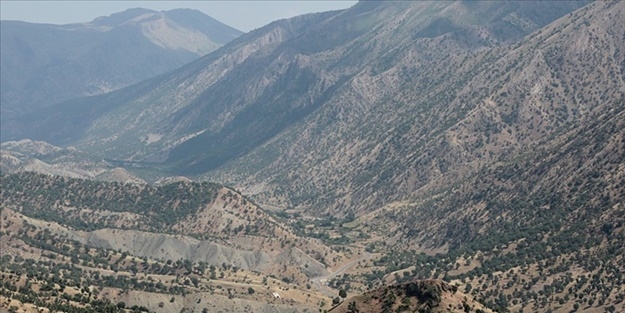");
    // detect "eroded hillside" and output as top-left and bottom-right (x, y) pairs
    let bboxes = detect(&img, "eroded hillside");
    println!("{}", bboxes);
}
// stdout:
(2, 173), (360, 280)
(0, 172), (378, 312)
